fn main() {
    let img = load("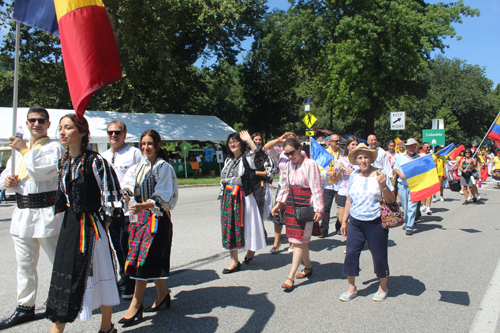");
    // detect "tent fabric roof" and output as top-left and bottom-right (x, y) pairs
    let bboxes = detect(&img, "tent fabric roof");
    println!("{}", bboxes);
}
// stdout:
(0, 108), (235, 144)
